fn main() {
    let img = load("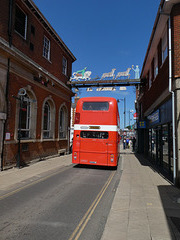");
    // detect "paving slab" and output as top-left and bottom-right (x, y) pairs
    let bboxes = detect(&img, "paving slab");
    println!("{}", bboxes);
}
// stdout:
(101, 147), (180, 240)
